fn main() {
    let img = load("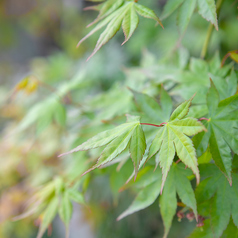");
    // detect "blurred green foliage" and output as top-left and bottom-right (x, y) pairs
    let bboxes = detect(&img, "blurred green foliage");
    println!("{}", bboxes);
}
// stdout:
(0, 0), (238, 238)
